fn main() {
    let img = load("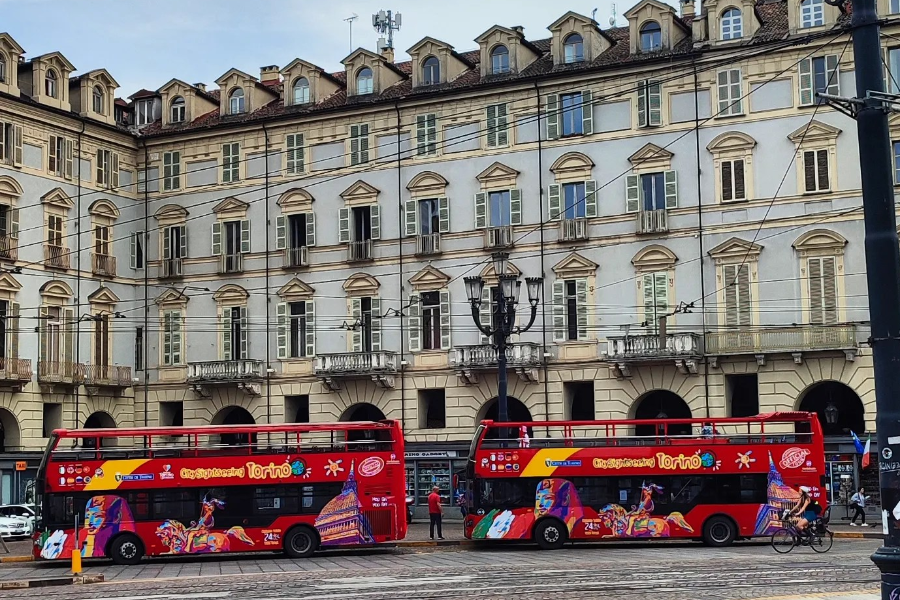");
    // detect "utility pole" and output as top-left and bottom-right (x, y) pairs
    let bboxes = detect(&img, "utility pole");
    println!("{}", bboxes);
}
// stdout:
(822, 0), (900, 594)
